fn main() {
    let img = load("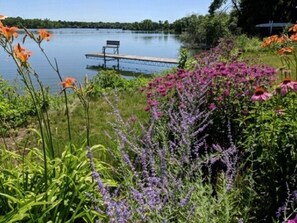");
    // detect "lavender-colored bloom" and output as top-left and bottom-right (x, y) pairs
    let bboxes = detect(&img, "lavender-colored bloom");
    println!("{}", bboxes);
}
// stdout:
(292, 190), (297, 201)
(87, 146), (111, 204)
(179, 187), (195, 207)
(87, 146), (132, 222)
(238, 218), (244, 223)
